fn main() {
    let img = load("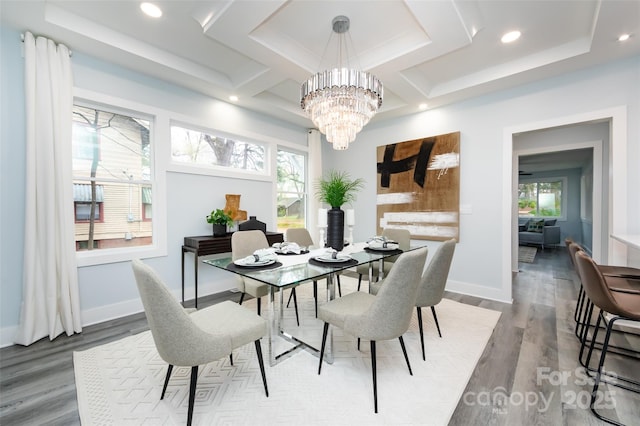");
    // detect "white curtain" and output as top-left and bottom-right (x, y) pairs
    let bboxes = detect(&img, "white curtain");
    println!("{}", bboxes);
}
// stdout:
(307, 129), (323, 245)
(15, 32), (82, 345)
